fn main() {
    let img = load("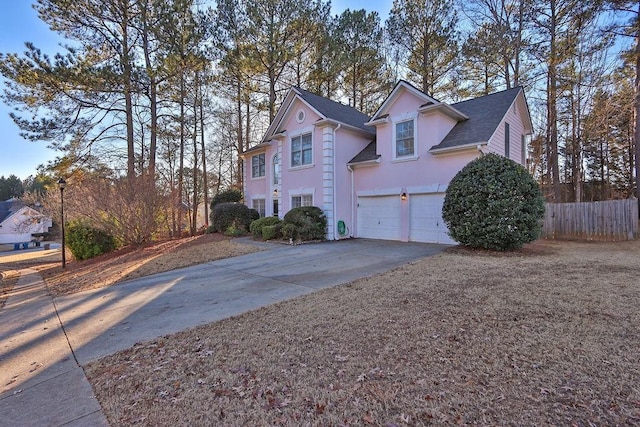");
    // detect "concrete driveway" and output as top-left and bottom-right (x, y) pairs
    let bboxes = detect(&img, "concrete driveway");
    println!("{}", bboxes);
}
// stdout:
(55, 238), (448, 365)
